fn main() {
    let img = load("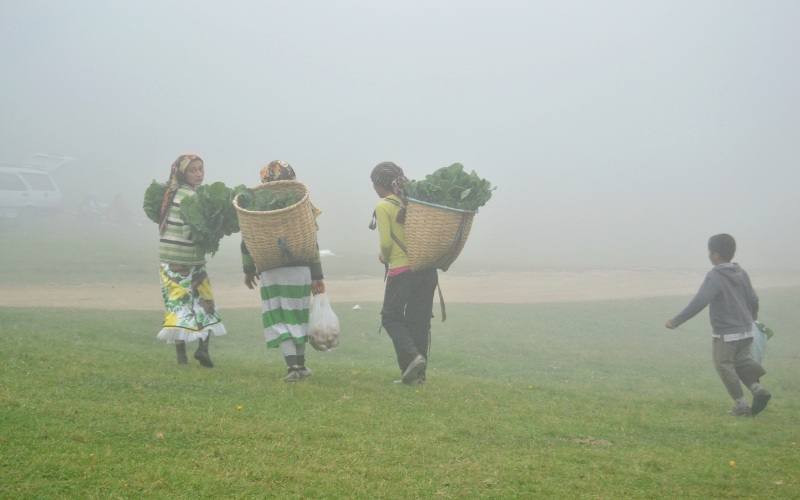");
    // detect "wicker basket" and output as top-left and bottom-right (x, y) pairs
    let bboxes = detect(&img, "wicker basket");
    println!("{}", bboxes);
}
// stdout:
(403, 198), (476, 272)
(233, 180), (318, 272)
